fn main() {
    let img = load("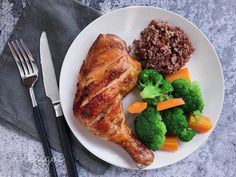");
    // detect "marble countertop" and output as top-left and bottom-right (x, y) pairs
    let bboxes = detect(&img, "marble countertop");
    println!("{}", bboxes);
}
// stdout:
(0, 0), (236, 176)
